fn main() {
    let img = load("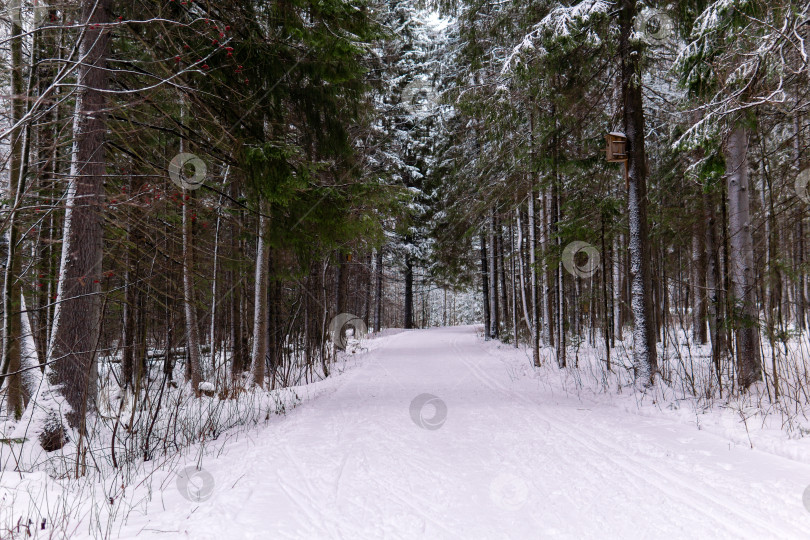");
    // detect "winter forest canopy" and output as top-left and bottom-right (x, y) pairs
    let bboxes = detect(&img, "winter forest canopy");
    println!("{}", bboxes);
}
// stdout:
(1, 0), (810, 537)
